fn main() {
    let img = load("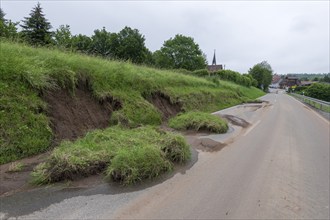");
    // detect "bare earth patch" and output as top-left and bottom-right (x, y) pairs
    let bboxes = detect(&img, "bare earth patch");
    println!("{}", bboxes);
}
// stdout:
(147, 92), (182, 120)
(43, 82), (121, 145)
